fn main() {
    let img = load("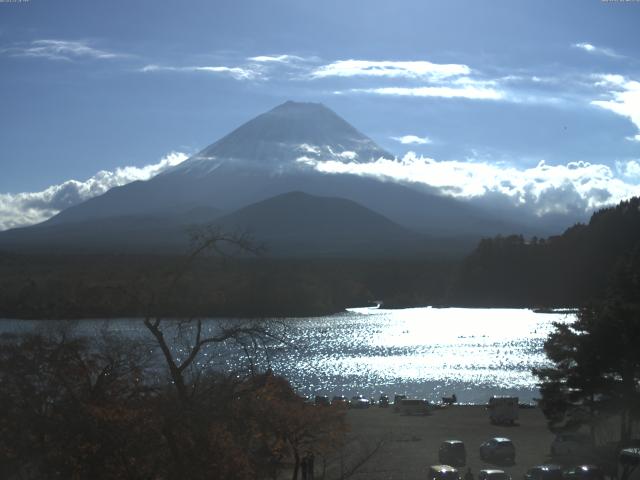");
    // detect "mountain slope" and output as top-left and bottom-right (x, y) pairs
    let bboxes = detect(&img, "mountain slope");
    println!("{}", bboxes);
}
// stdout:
(215, 191), (425, 256)
(38, 101), (528, 236)
(0, 192), (431, 257)
(0, 206), (223, 254)
(0, 101), (566, 255)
